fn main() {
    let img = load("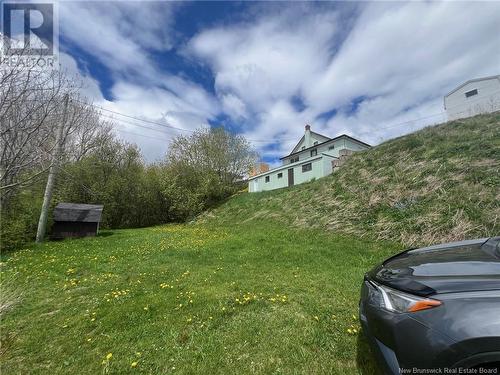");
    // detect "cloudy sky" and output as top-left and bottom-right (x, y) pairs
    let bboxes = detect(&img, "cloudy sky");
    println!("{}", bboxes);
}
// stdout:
(57, 1), (500, 164)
